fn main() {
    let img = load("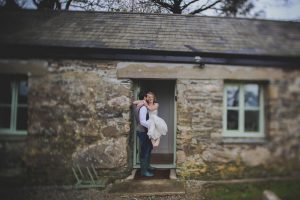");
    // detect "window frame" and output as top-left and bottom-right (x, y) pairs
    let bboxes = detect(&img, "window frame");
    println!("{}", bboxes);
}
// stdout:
(222, 83), (265, 138)
(0, 76), (28, 135)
